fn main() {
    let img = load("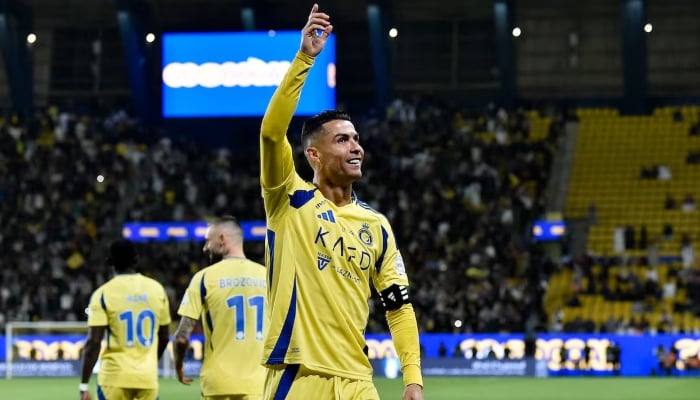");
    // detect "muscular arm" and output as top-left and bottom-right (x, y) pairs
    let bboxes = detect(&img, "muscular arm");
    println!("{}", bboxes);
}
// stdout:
(260, 52), (315, 189)
(80, 326), (105, 385)
(173, 317), (198, 384)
